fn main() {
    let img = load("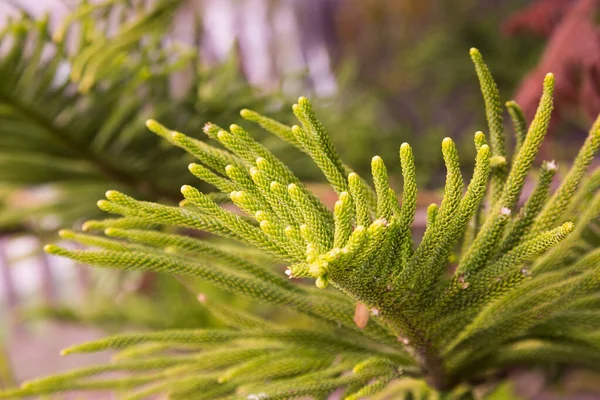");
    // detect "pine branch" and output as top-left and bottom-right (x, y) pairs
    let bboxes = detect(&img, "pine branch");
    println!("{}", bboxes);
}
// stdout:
(3, 48), (600, 399)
